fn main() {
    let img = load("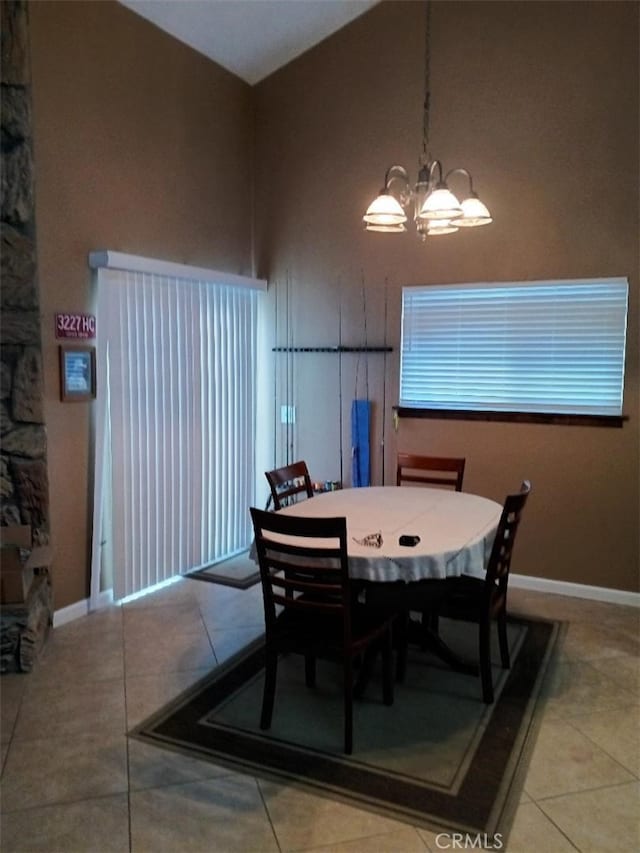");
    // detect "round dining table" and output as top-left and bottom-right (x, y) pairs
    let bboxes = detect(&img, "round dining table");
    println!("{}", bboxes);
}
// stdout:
(277, 485), (502, 584)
